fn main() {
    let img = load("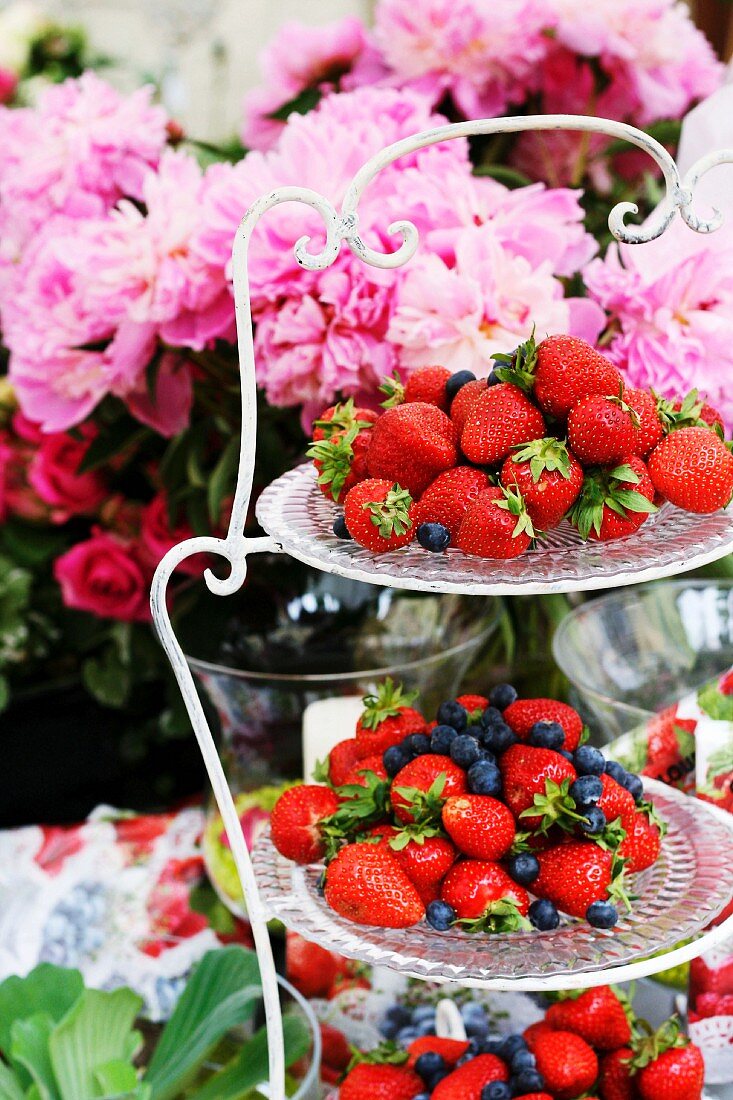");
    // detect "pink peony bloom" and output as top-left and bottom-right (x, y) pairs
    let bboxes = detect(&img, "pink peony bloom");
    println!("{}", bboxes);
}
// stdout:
(373, 0), (549, 117)
(242, 16), (368, 150)
(125, 352), (194, 438)
(389, 223), (604, 375)
(54, 530), (152, 622)
(28, 428), (108, 524)
(584, 219), (733, 432)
